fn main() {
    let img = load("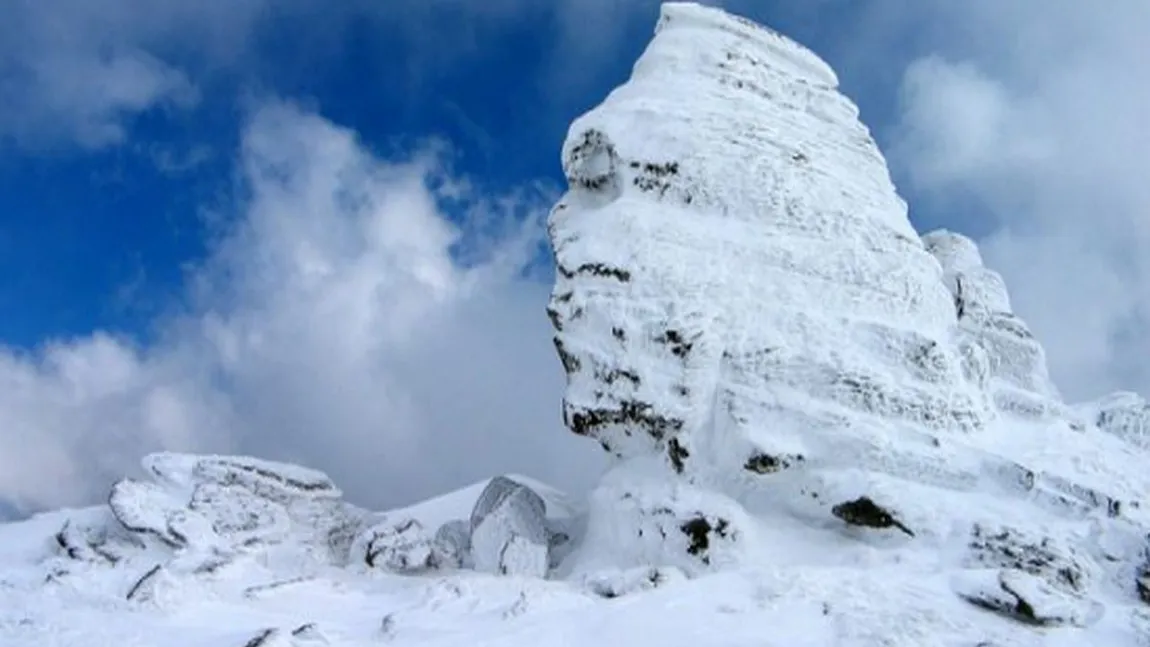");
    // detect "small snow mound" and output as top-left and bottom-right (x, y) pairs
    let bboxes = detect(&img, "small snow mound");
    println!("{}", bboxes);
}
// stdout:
(581, 565), (688, 598)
